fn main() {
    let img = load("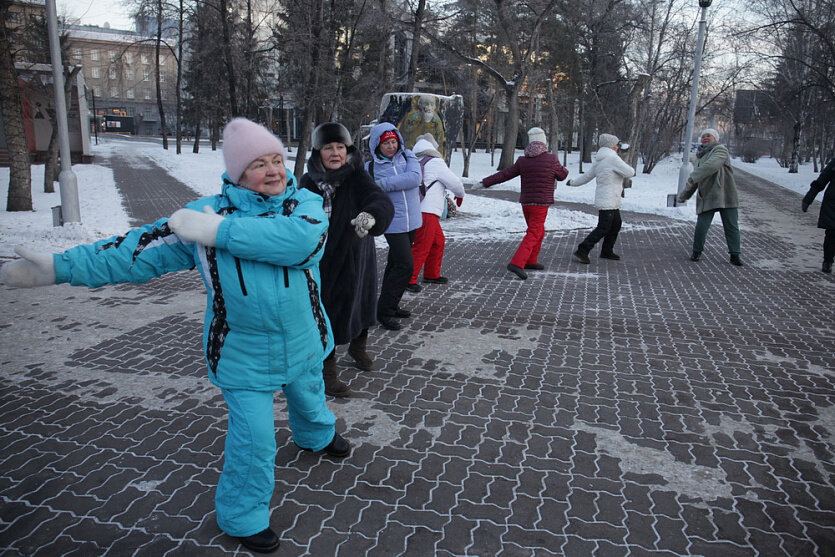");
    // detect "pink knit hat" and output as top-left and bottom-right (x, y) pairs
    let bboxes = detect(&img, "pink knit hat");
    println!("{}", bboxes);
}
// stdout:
(222, 118), (285, 184)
